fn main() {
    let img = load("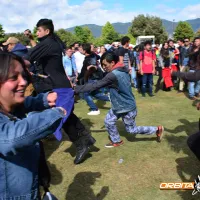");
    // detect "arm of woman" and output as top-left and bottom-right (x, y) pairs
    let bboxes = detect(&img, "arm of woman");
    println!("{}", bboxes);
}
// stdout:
(0, 107), (65, 156)
(24, 92), (57, 112)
